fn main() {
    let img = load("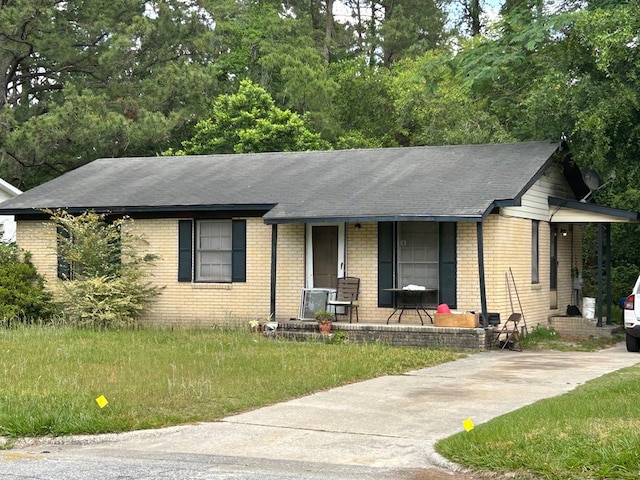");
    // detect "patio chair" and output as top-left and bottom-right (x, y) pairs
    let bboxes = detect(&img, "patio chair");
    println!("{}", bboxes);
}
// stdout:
(327, 276), (360, 323)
